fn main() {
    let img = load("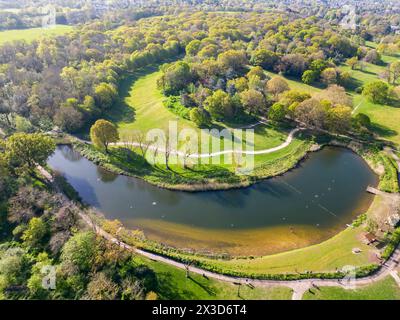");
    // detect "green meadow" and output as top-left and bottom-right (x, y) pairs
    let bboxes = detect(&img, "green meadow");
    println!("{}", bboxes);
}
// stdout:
(0, 25), (74, 45)
(303, 275), (400, 300)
